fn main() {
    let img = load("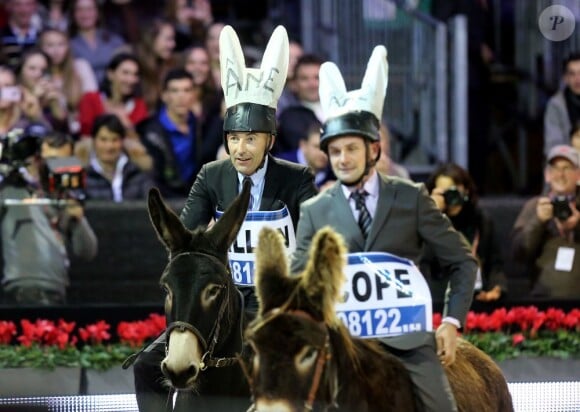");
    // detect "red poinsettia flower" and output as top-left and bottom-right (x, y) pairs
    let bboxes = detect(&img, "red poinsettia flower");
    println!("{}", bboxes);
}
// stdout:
(79, 320), (112, 345)
(0, 320), (17, 344)
(512, 333), (525, 346)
